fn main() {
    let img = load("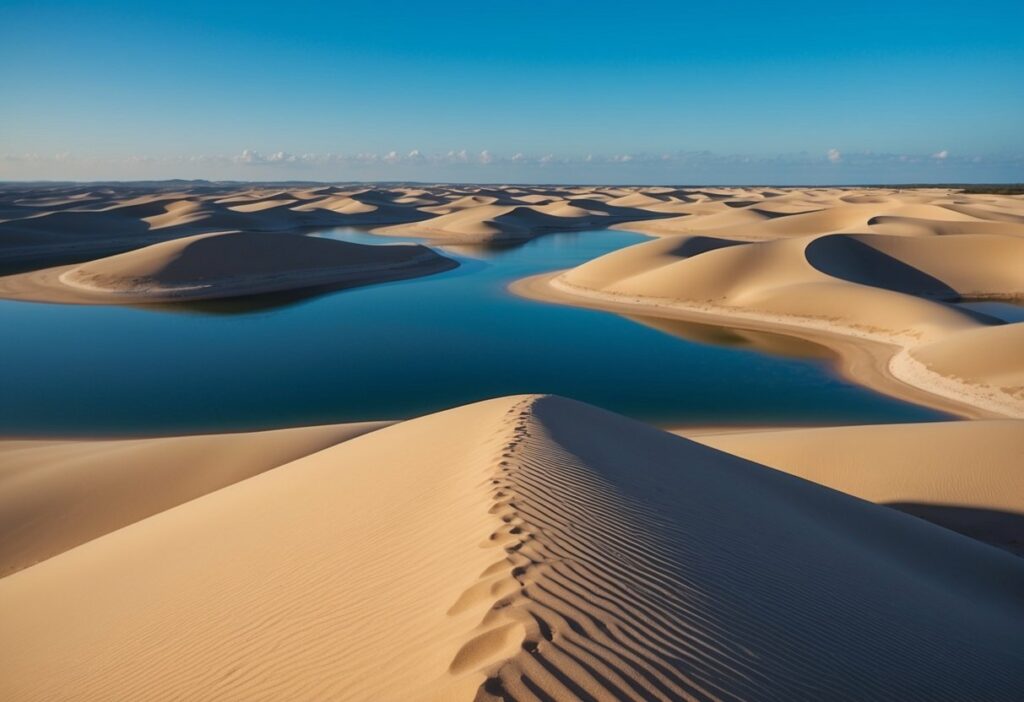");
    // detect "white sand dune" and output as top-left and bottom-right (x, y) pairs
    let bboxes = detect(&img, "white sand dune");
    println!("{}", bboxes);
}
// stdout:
(0, 230), (457, 304)
(374, 203), (609, 242)
(943, 202), (1024, 223)
(0, 421), (391, 576)
(610, 189), (1024, 240)
(865, 215), (1024, 238)
(0, 185), (435, 267)
(2, 395), (1023, 701)
(375, 199), (674, 243)
(556, 232), (996, 338)
(4, 183), (1018, 265)
(521, 202), (1024, 416)
(421, 194), (504, 213)
(904, 322), (1024, 410)
(686, 419), (1024, 554)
